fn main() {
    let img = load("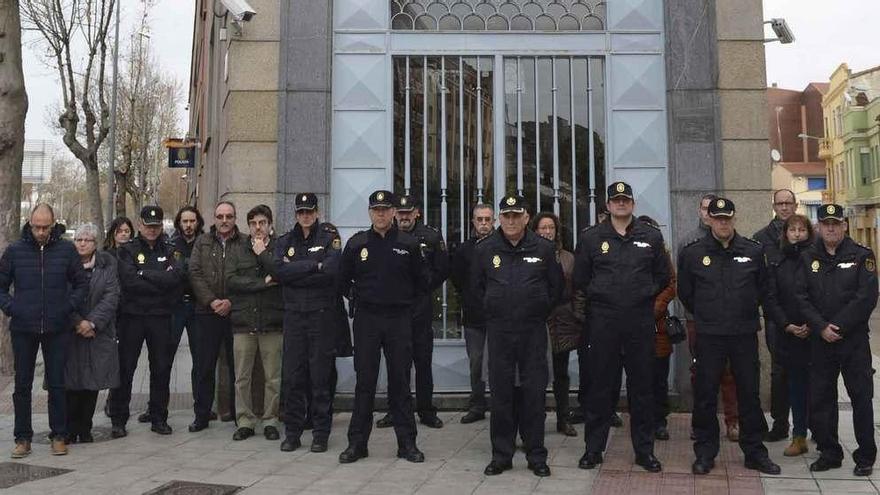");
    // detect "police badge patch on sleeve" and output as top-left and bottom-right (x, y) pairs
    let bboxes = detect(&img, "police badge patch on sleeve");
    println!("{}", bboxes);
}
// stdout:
(866, 257), (876, 273)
